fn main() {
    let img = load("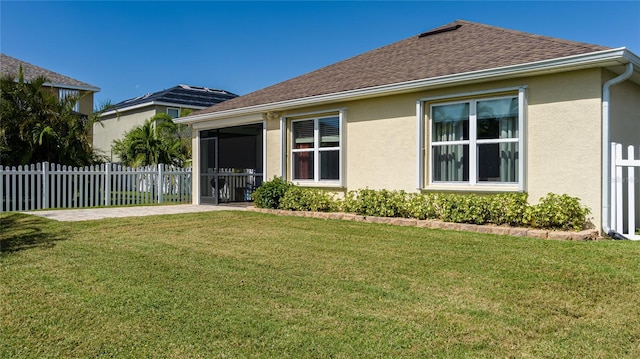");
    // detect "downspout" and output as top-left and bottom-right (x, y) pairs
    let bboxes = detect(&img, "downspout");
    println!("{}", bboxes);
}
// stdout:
(602, 62), (634, 238)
